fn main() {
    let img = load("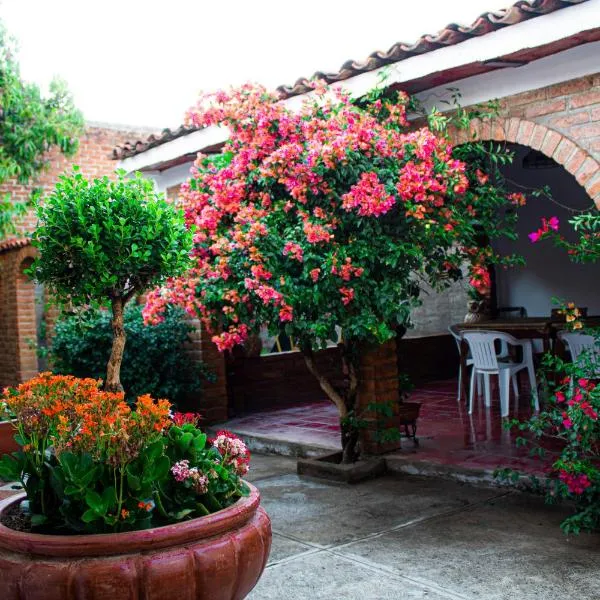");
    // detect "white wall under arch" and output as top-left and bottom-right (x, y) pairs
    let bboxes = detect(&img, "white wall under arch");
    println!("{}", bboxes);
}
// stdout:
(494, 143), (600, 317)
